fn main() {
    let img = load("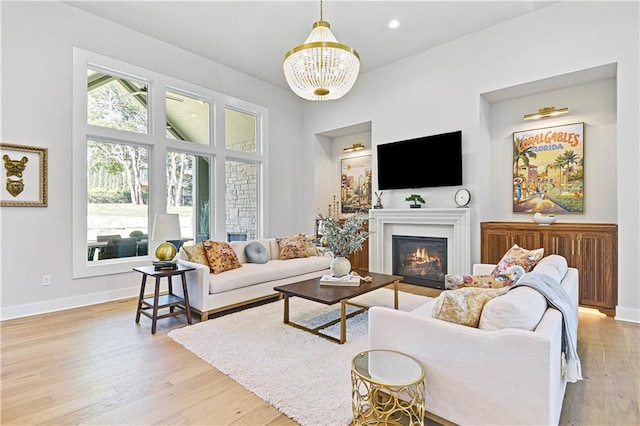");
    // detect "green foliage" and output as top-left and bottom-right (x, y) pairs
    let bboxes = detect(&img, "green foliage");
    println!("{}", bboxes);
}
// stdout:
(405, 194), (425, 204)
(88, 188), (131, 204)
(317, 214), (369, 257)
